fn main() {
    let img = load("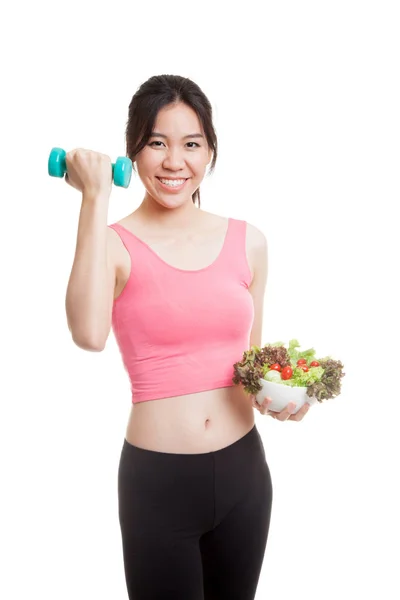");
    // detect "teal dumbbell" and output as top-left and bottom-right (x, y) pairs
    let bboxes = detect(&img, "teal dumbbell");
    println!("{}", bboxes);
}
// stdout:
(48, 147), (133, 188)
